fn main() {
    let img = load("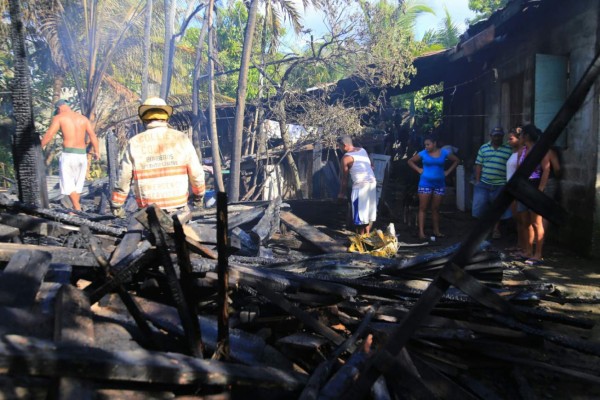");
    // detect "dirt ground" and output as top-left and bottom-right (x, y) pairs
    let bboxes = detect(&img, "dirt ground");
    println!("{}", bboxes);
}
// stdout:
(385, 205), (600, 324)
